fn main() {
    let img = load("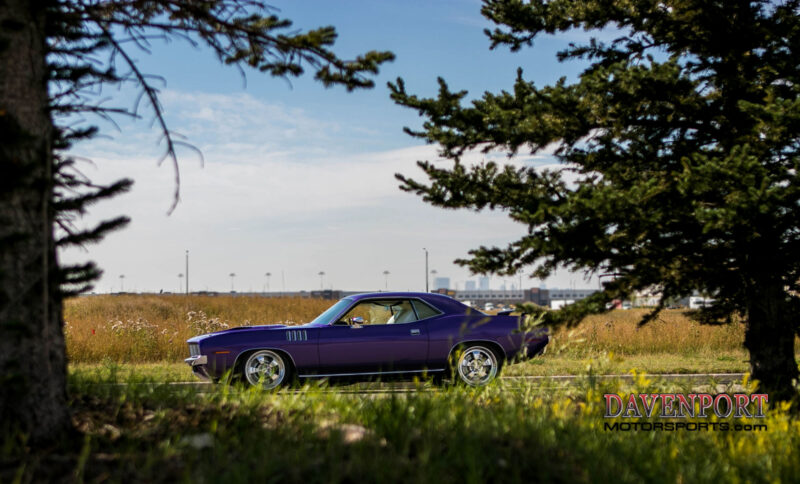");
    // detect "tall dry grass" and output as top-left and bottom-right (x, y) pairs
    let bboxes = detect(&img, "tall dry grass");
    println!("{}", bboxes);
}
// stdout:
(65, 295), (331, 363)
(64, 295), (779, 363)
(552, 309), (747, 356)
